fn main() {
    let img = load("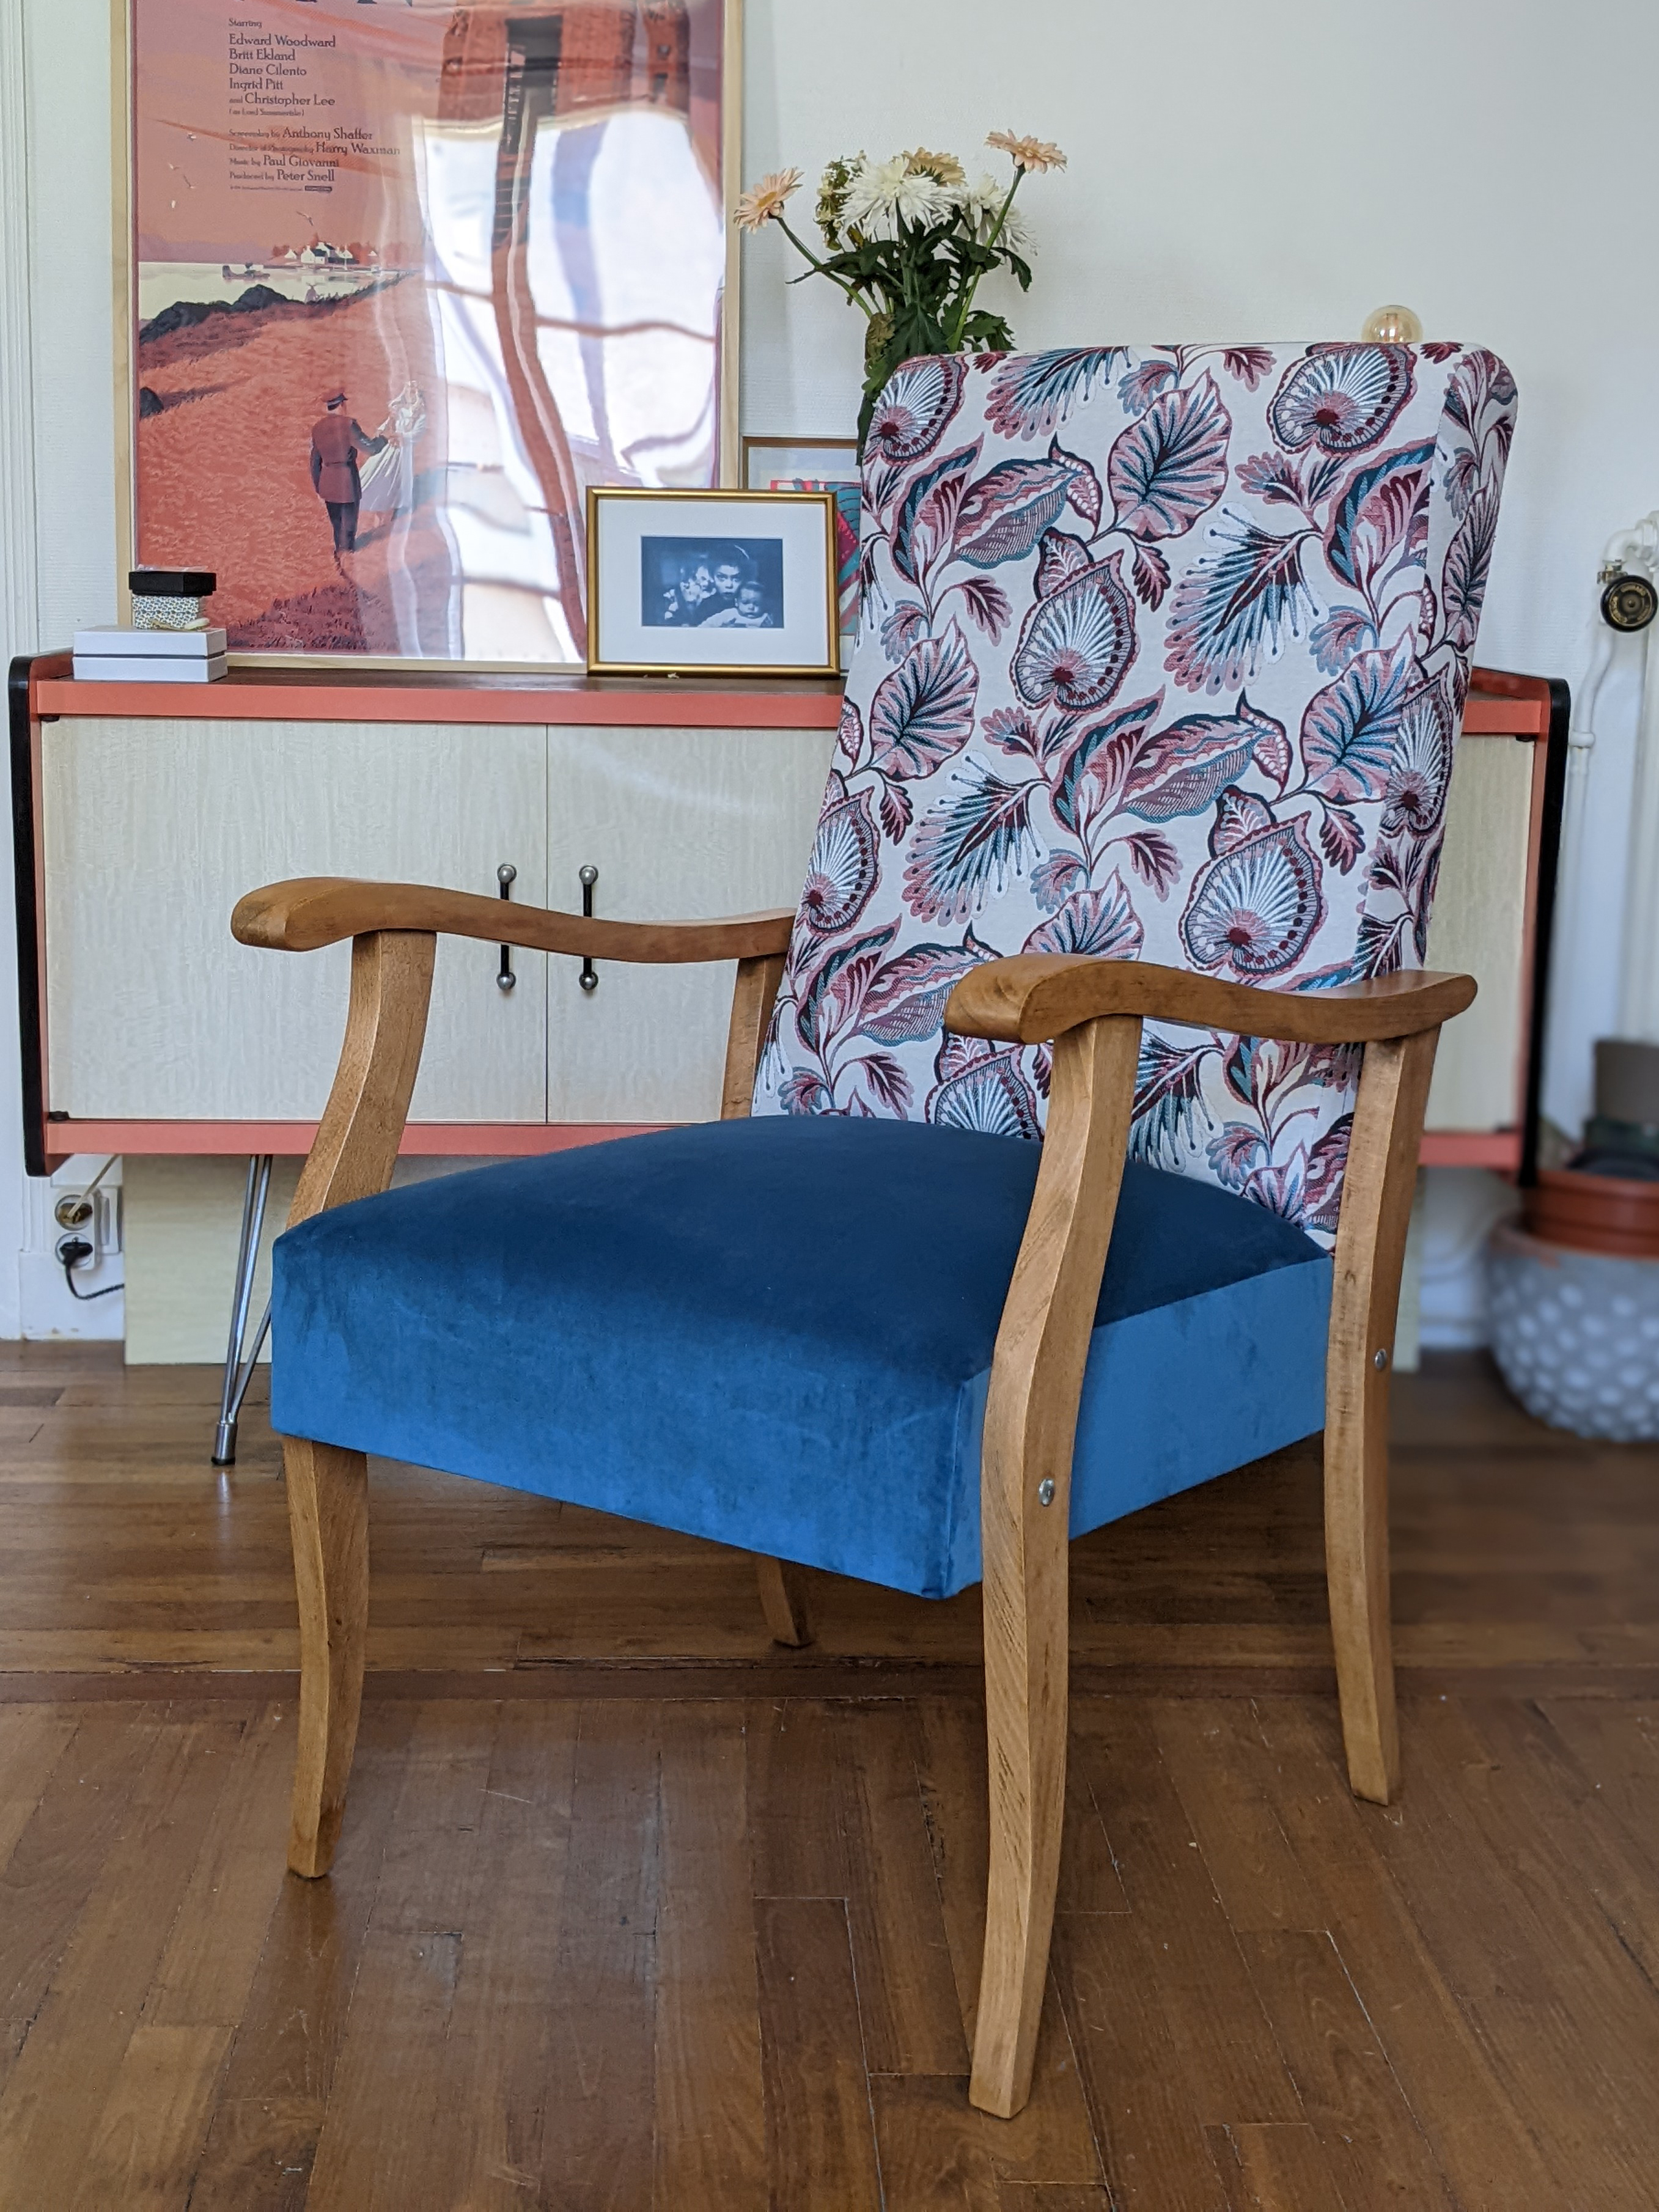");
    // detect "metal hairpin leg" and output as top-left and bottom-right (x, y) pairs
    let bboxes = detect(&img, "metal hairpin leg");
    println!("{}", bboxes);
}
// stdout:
(213, 1154), (273, 1466)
